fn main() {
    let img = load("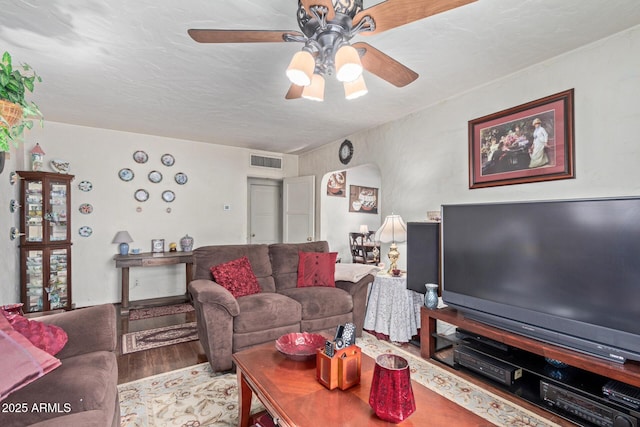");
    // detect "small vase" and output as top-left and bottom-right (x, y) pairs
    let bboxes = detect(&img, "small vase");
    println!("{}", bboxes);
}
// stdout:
(369, 354), (416, 423)
(180, 234), (194, 252)
(424, 283), (439, 309)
